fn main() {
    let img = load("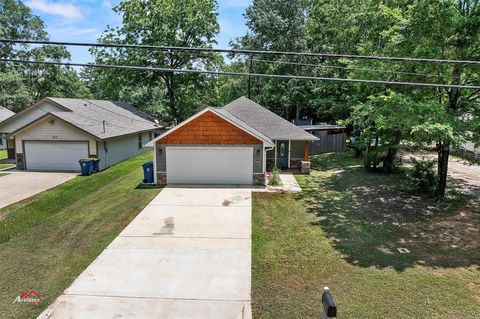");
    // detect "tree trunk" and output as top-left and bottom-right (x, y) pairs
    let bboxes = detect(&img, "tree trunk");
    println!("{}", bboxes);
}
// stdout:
(436, 140), (450, 200)
(382, 131), (402, 172)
